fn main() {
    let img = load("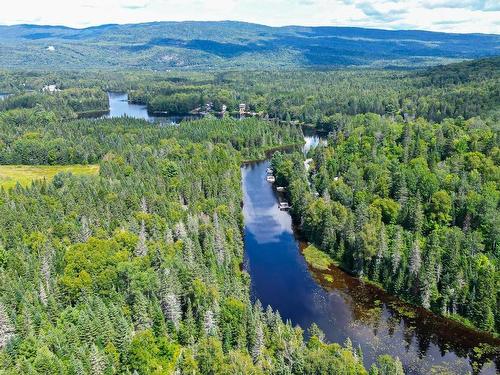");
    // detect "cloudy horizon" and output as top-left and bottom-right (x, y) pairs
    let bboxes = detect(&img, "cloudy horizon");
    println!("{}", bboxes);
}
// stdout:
(0, 0), (499, 34)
